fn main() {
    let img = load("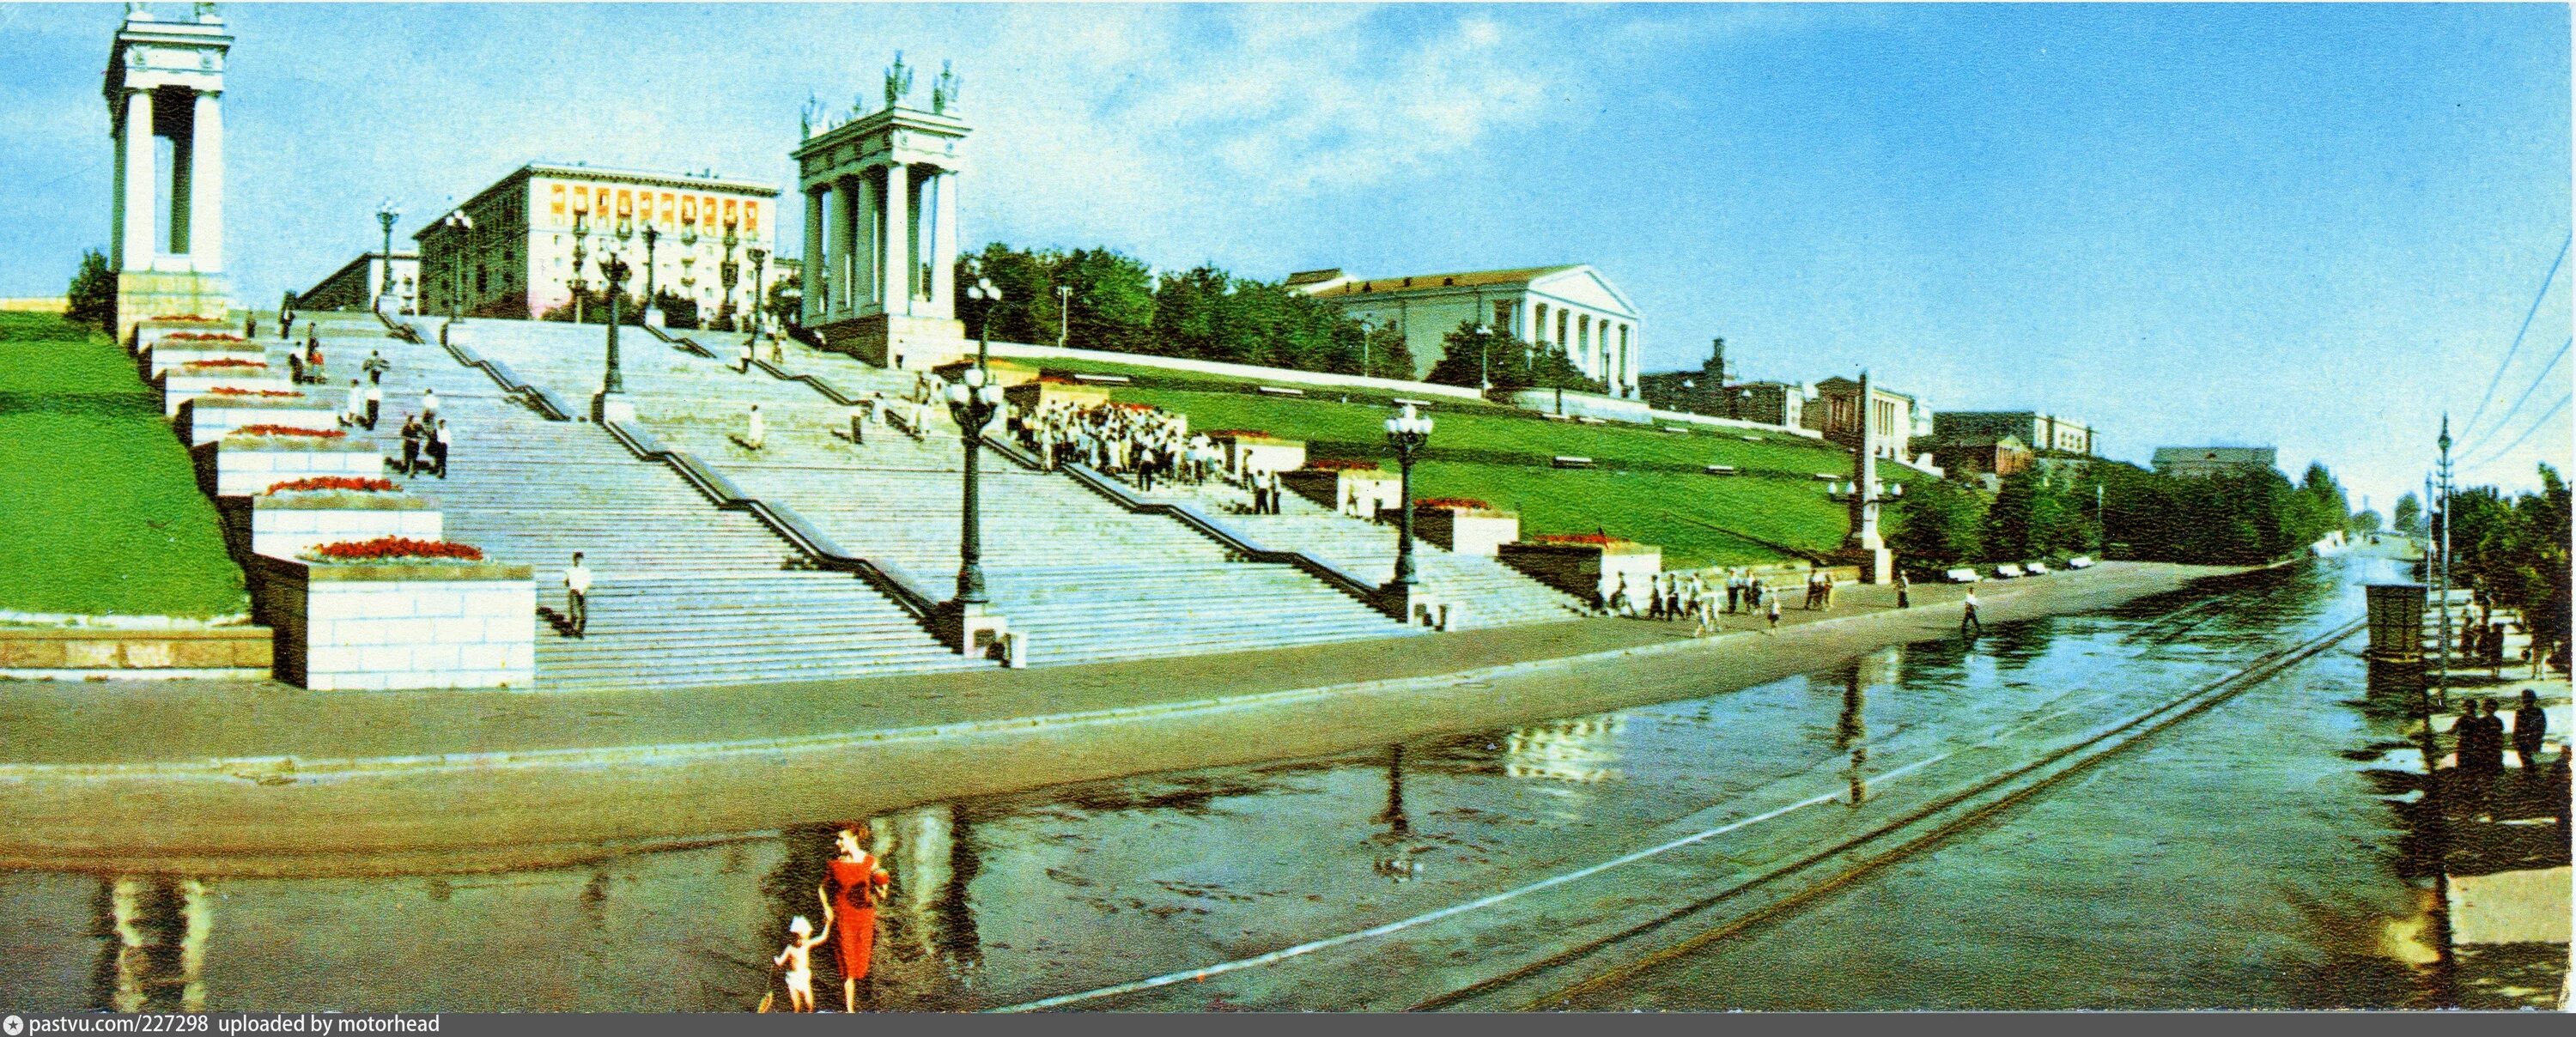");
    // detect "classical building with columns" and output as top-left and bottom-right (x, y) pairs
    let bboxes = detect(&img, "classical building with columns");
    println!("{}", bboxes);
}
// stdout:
(105, 3), (231, 339)
(411, 163), (788, 322)
(795, 72), (971, 370)
(1289, 265), (1643, 397)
